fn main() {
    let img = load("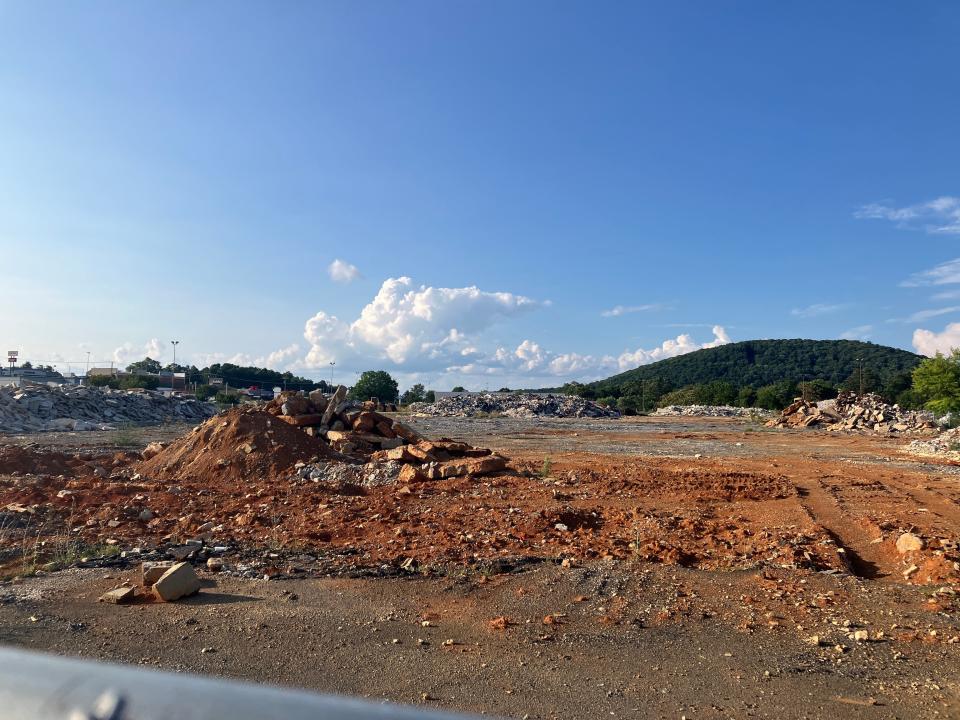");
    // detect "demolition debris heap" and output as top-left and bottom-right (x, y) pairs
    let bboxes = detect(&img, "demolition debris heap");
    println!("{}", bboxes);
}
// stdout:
(653, 405), (771, 418)
(409, 392), (619, 419)
(766, 391), (936, 434)
(0, 384), (216, 434)
(138, 385), (507, 487)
